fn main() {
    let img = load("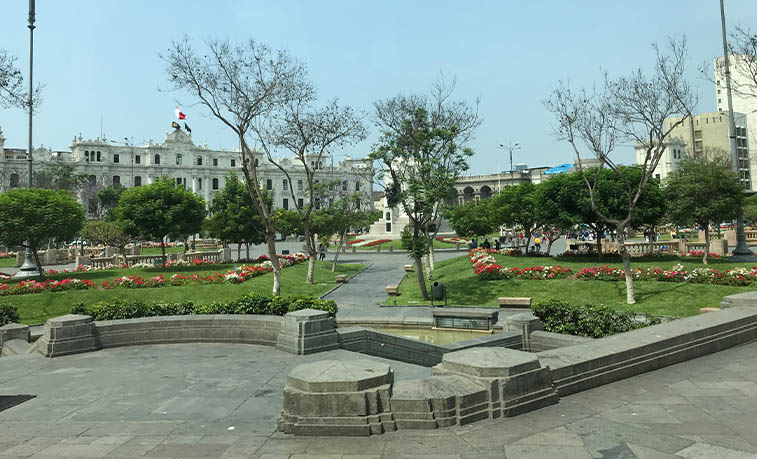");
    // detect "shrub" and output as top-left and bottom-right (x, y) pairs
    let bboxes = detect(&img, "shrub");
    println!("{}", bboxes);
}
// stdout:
(0, 303), (19, 326)
(70, 302), (88, 315)
(532, 299), (660, 338)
